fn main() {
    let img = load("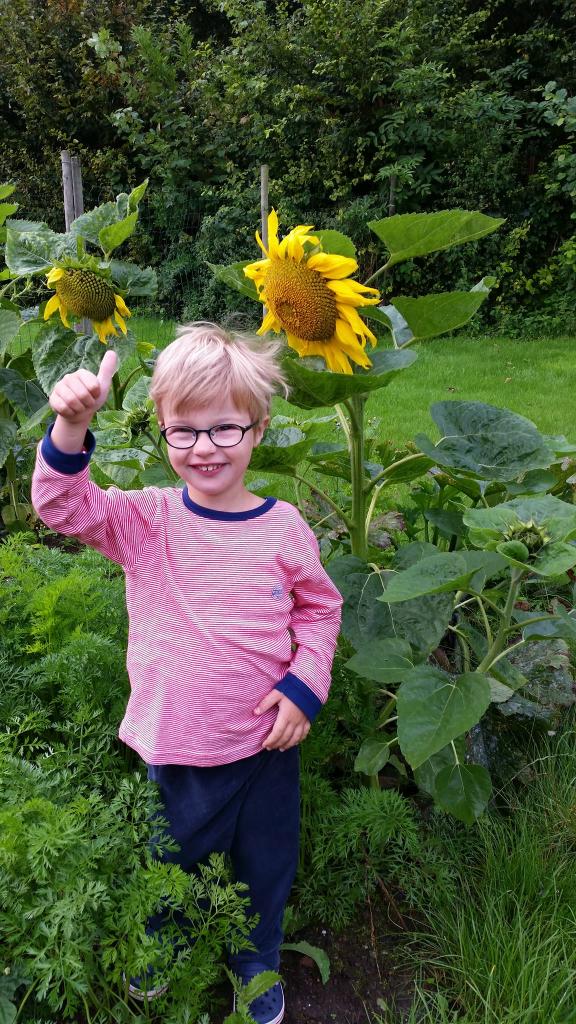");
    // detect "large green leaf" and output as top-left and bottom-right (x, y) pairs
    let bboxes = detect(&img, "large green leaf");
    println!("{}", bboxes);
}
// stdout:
(314, 229), (356, 259)
(368, 210), (505, 267)
(0, 202), (19, 227)
(0, 368), (46, 416)
(99, 212), (138, 255)
(388, 290), (487, 343)
(374, 452), (434, 486)
(282, 348), (417, 410)
(0, 183), (16, 201)
(329, 556), (453, 658)
(354, 738), (390, 776)
(109, 260), (158, 298)
(208, 261), (259, 301)
(0, 418), (18, 469)
(359, 305), (393, 331)
(397, 667), (491, 767)
(5, 224), (76, 276)
(70, 201), (119, 245)
(32, 322), (133, 394)
(380, 552), (476, 603)
(434, 762), (492, 825)
(415, 401), (554, 481)
(519, 606), (576, 643)
(413, 736), (466, 798)
(122, 375), (150, 410)
(0, 310), (21, 356)
(128, 178), (149, 212)
(345, 637), (414, 683)
(249, 426), (314, 475)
